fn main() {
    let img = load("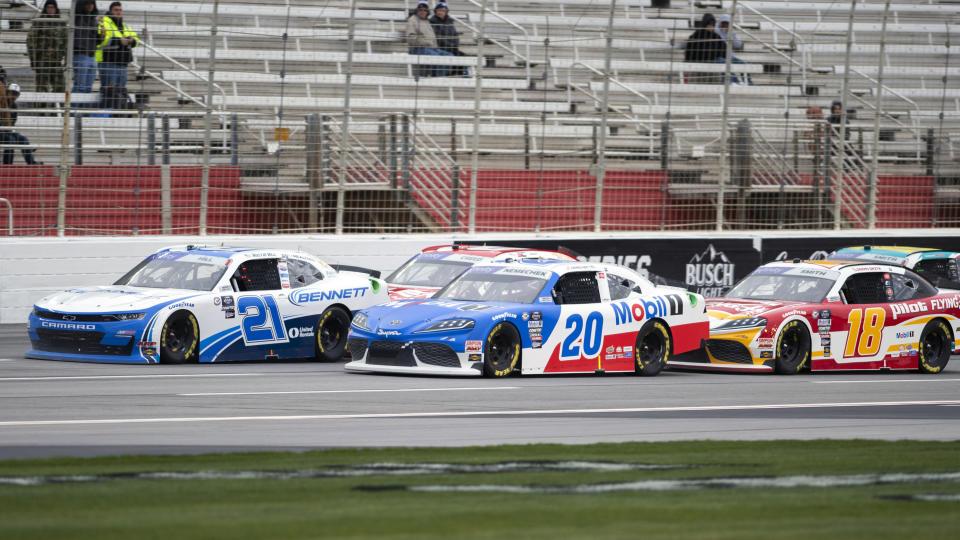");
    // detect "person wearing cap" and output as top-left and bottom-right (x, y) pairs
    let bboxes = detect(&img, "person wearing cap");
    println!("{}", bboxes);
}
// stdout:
(96, 1), (138, 106)
(0, 84), (41, 165)
(27, 0), (67, 97)
(72, 0), (100, 95)
(406, 1), (452, 78)
(430, 2), (468, 77)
